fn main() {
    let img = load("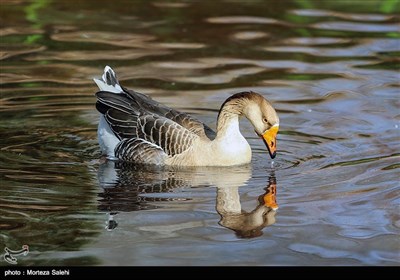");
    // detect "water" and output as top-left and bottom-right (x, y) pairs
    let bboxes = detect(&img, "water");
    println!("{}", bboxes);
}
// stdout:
(1, 0), (399, 266)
